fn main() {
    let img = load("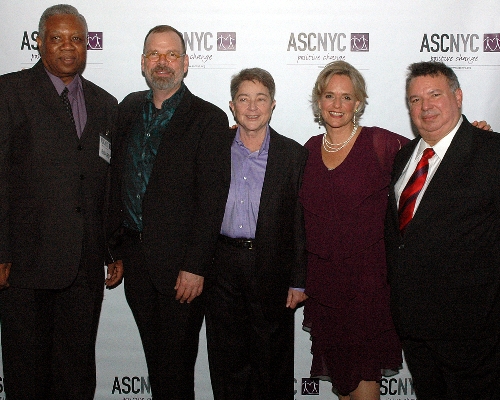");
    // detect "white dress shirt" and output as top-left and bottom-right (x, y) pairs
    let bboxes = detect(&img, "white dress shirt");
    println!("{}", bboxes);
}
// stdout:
(395, 116), (463, 215)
